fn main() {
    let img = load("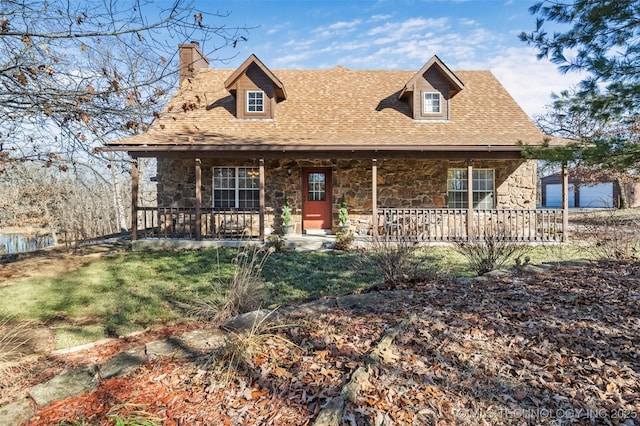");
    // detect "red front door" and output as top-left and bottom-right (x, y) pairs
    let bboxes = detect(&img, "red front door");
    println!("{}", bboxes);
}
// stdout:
(302, 168), (332, 231)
